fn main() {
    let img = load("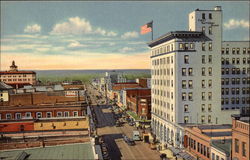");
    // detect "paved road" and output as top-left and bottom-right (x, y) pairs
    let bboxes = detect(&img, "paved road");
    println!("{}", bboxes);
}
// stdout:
(86, 84), (160, 160)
